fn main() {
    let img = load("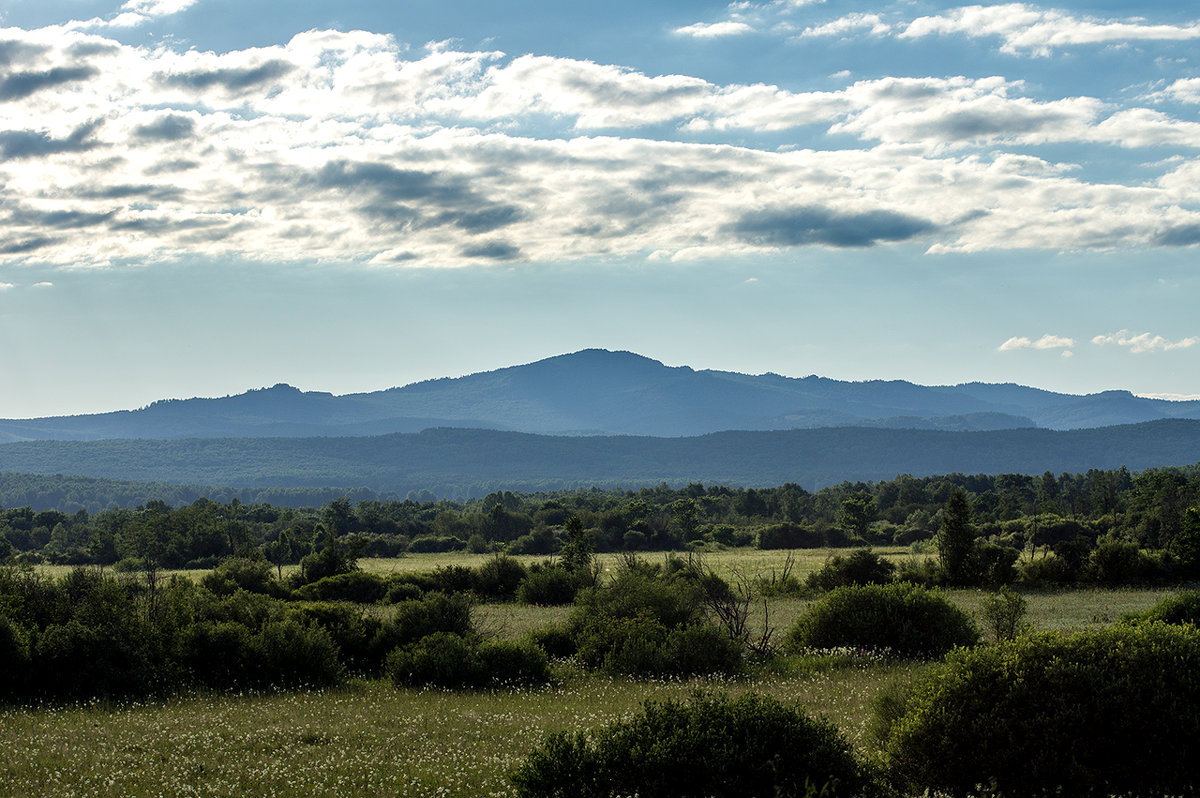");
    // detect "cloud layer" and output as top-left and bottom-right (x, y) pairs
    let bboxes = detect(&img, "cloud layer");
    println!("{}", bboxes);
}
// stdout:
(1, 5), (1199, 269)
